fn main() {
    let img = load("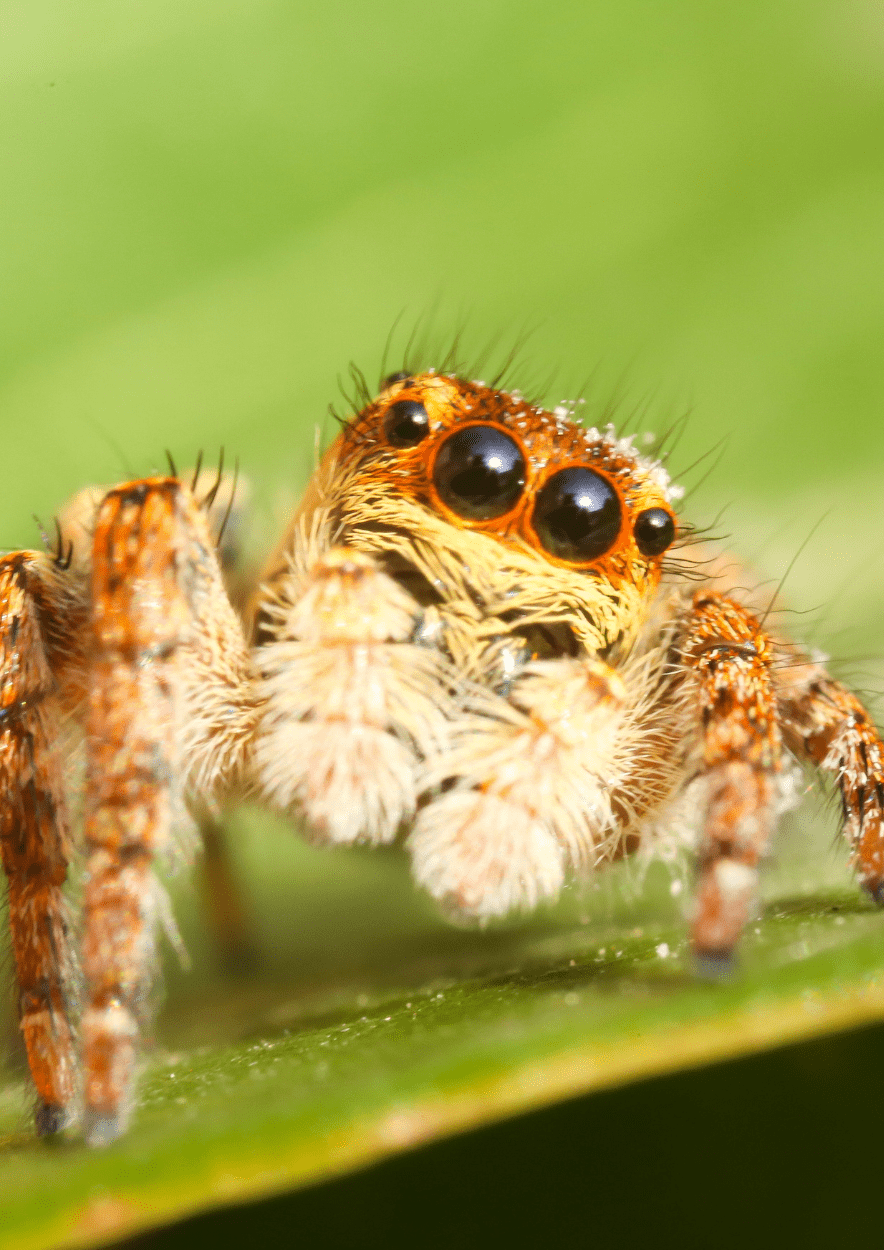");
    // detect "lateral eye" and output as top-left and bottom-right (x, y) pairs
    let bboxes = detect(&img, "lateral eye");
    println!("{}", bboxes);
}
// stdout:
(383, 399), (430, 447)
(532, 467), (622, 562)
(634, 507), (676, 556)
(433, 425), (526, 520)
(382, 370), (412, 389)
